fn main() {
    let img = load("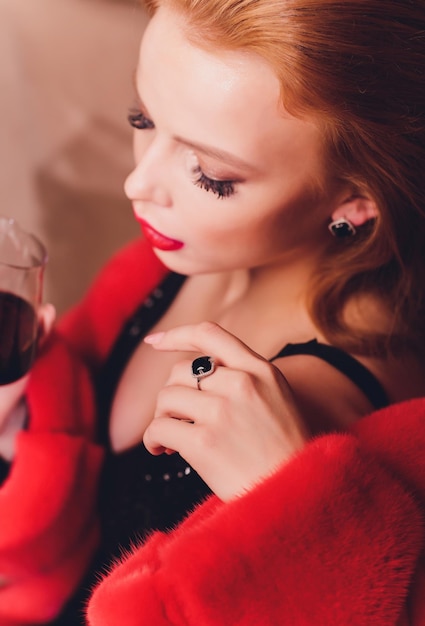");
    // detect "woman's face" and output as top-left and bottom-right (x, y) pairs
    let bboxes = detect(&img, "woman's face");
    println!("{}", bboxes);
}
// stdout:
(125, 6), (345, 276)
